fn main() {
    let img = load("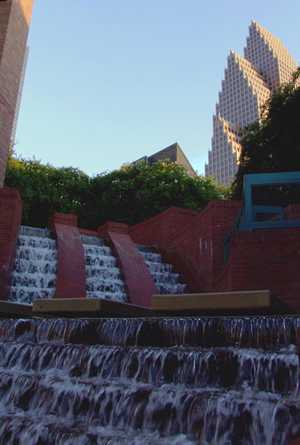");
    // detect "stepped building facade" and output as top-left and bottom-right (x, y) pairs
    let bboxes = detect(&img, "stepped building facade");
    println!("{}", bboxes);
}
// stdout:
(205, 21), (298, 186)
